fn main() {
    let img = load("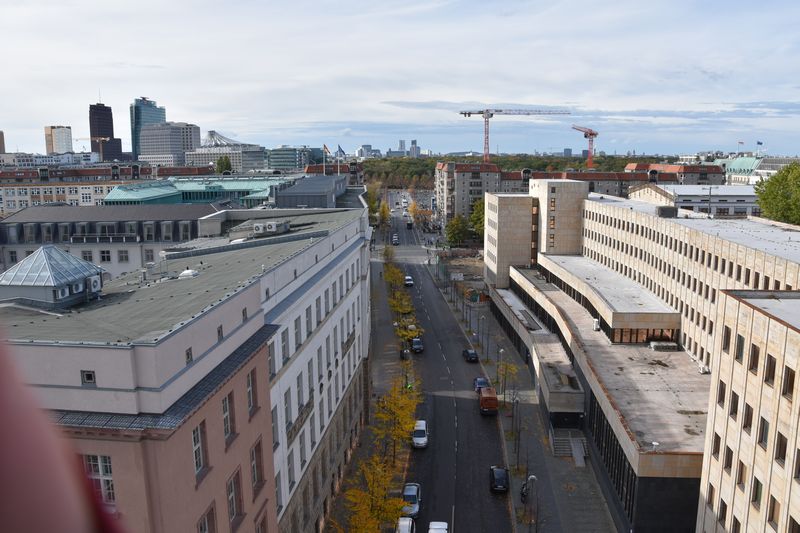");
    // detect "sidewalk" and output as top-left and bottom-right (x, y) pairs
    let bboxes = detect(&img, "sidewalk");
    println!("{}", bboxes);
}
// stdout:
(428, 264), (615, 533)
